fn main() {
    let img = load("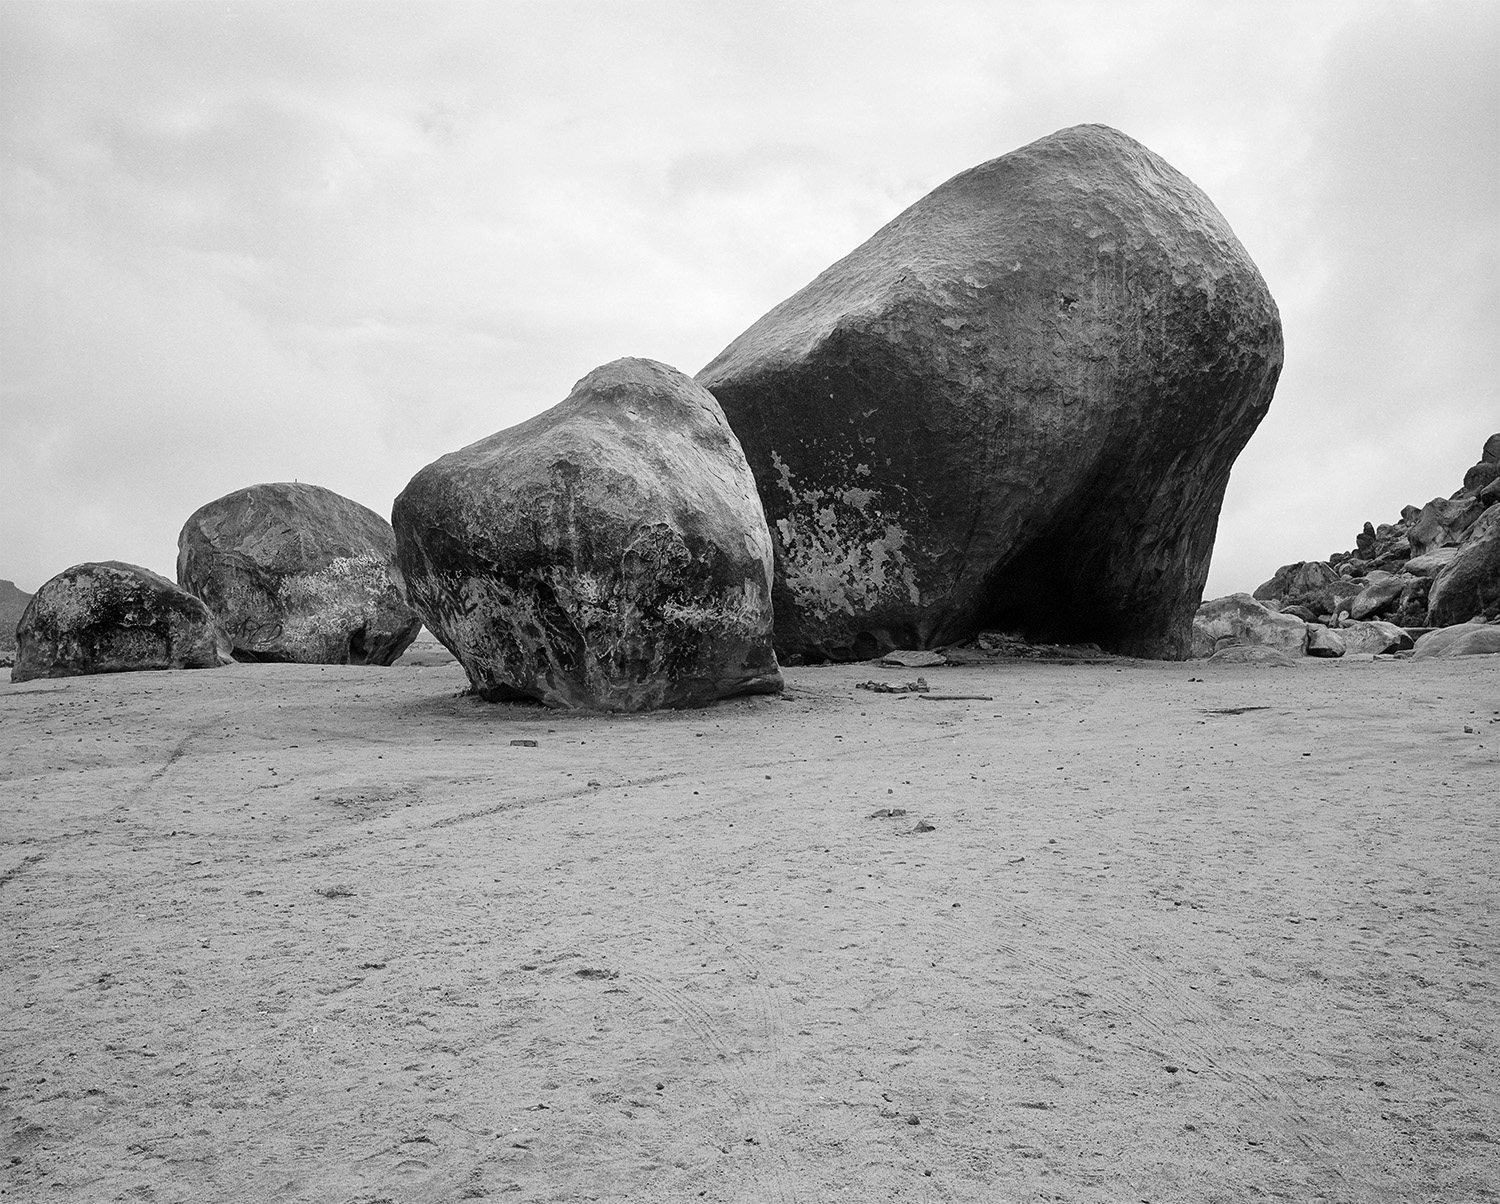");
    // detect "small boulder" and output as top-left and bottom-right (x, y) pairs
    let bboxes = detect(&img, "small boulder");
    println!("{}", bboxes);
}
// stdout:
(1411, 621), (1500, 660)
(1426, 504), (1500, 626)
(12, 562), (232, 682)
(1462, 461), (1500, 496)
(1333, 619), (1410, 655)
(1349, 573), (1413, 620)
(1206, 644), (1300, 667)
(1404, 548), (1458, 578)
(178, 482), (420, 665)
(1484, 433), (1500, 463)
(1305, 625), (1345, 657)
(1191, 594), (1308, 659)
(392, 358), (782, 711)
